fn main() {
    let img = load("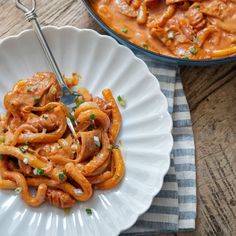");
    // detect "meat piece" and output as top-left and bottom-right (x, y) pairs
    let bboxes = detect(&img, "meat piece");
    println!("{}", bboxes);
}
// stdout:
(78, 129), (102, 162)
(150, 27), (170, 45)
(185, 3), (206, 30)
(4, 72), (61, 113)
(93, 97), (112, 117)
(117, 0), (138, 17)
(27, 112), (59, 132)
(200, 0), (227, 19)
(196, 26), (218, 47)
(64, 72), (80, 88)
(46, 189), (76, 208)
(3, 73), (62, 132)
(137, 2), (148, 25)
(77, 88), (92, 101)
(178, 18), (195, 40)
